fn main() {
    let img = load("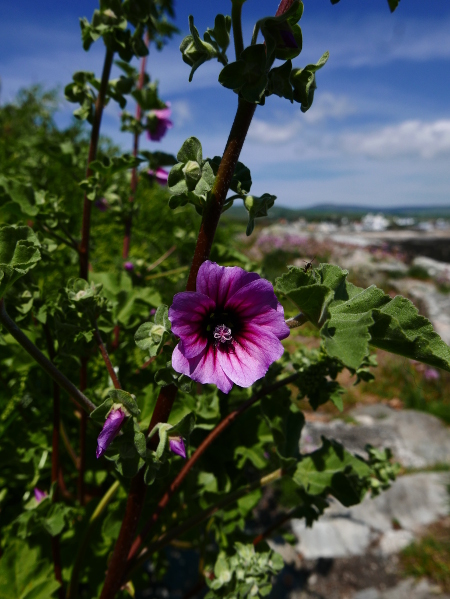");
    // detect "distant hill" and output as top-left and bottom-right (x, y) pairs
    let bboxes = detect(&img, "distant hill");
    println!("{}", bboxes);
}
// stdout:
(224, 203), (450, 223)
